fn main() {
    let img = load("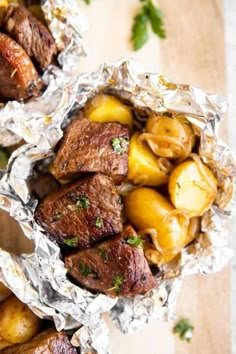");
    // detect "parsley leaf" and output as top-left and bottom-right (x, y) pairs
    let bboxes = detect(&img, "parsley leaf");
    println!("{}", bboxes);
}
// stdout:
(127, 235), (144, 249)
(83, 0), (91, 4)
(97, 248), (108, 262)
(148, 2), (166, 38)
(131, 7), (149, 51)
(108, 275), (123, 295)
(173, 318), (194, 342)
(76, 195), (90, 210)
(131, 0), (166, 50)
(63, 237), (78, 247)
(95, 217), (103, 228)
(111, 137), (129, 155)
(79, 262), (92, 277)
